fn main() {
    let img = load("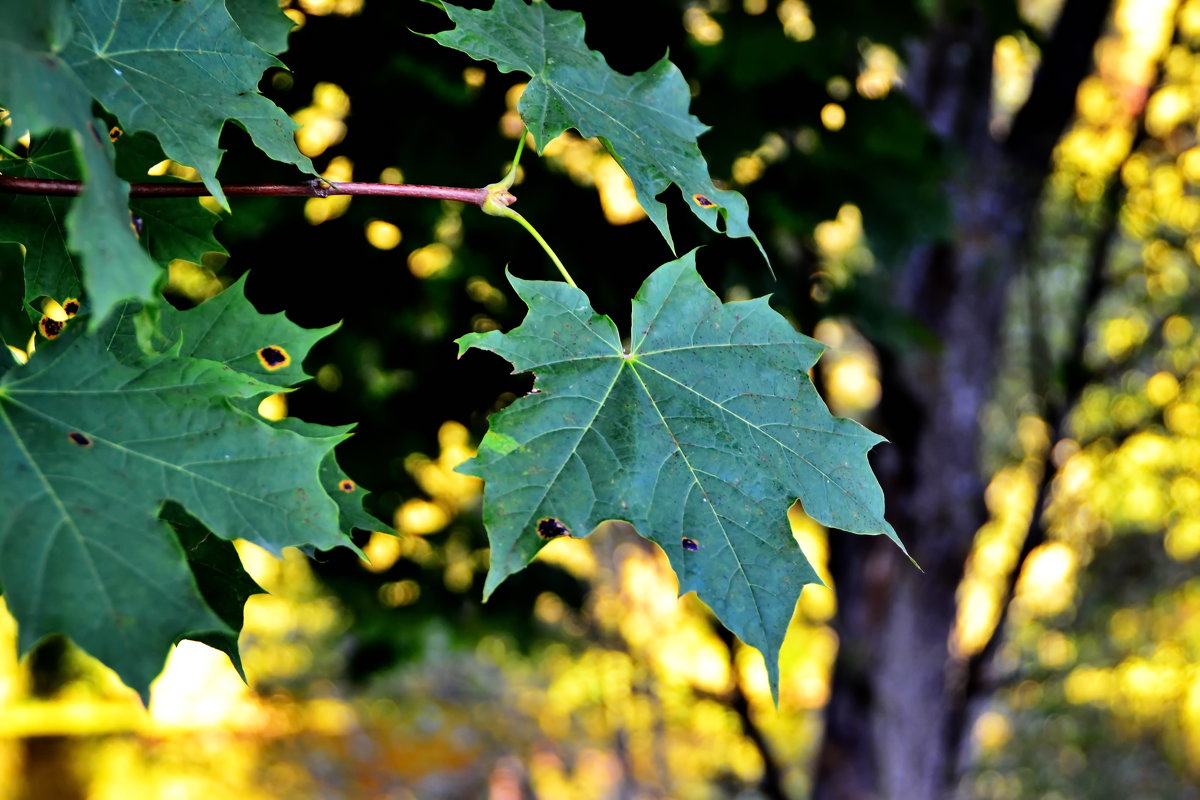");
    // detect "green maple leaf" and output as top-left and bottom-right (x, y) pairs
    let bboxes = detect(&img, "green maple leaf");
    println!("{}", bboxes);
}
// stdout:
(62, 0), (313, 209)
(0, 0), (310, 325)
(115, 132), (227, 271)
(0, 6), (160, 324)
(0, 317), (351, 697)
(225, 0), (296, 54)
(0, 249), (29, 347)
(0, 134), (86, 313)
(261, 416), (396, 538)
(113, 276), (391, 536)
(163, 502), (265, 680)
(432, 0), (764, 261)
(0, 132), (224, 326)
(457, 252), (903, 690)
(111, 275), (393, 536)
(132, 273), (337, 389)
